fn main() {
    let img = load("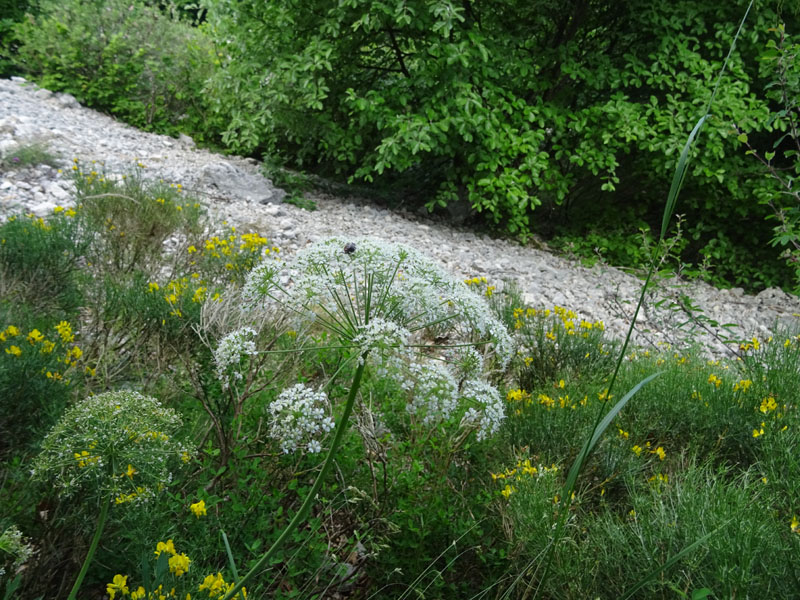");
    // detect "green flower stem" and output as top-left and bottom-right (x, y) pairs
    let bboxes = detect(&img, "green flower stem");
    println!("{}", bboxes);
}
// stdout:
(223, 352), (369, 600)
(67, 495), (111, 600)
